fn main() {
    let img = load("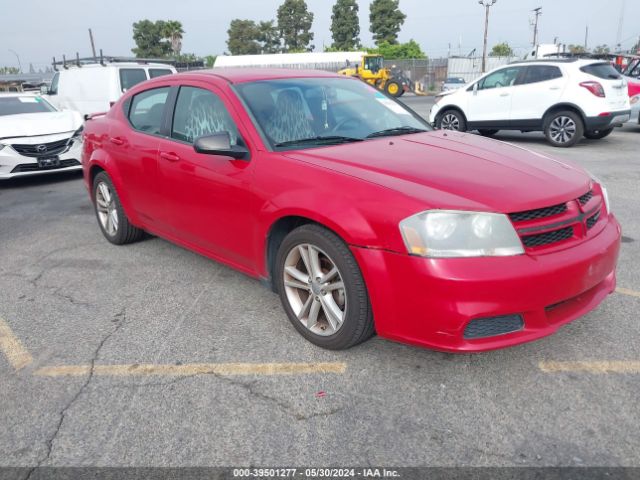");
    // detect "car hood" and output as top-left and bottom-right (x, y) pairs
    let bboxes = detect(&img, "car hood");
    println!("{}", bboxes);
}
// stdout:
(0, 111), (82, 140)
(283, 131), (591, 213)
